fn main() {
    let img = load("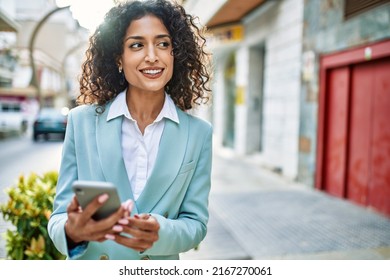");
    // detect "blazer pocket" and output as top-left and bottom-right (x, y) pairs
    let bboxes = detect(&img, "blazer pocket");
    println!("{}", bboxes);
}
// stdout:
(178, 160), (196, 174)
